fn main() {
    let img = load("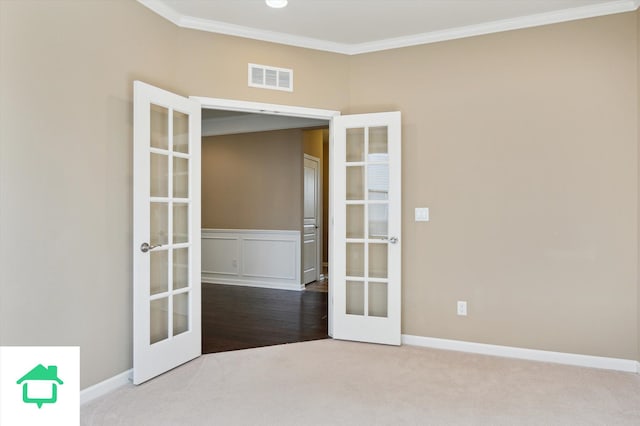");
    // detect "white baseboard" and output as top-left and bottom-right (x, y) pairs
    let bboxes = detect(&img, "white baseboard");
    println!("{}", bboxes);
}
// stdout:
(402, 334), (639, 374)
(80, 368), (132, 405)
